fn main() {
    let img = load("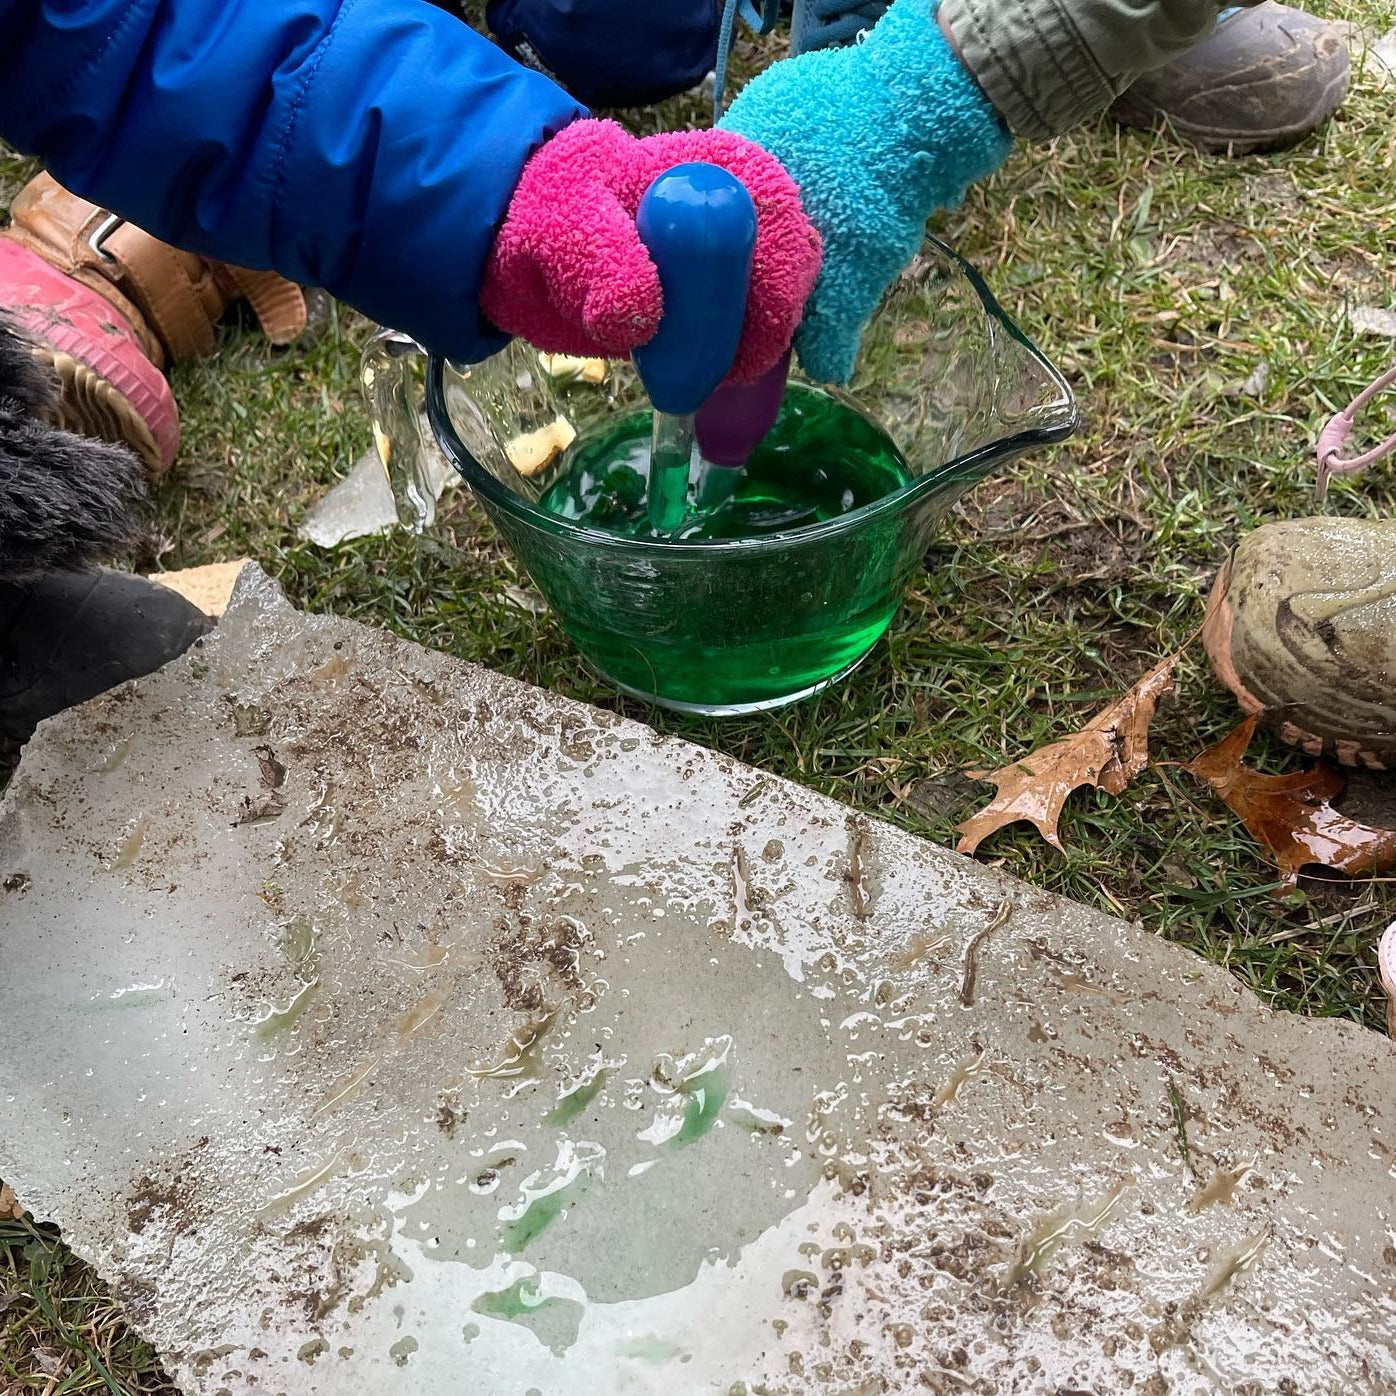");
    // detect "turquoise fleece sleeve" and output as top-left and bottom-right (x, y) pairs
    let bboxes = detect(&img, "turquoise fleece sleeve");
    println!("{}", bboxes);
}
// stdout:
(721, 0), (1012, 384)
